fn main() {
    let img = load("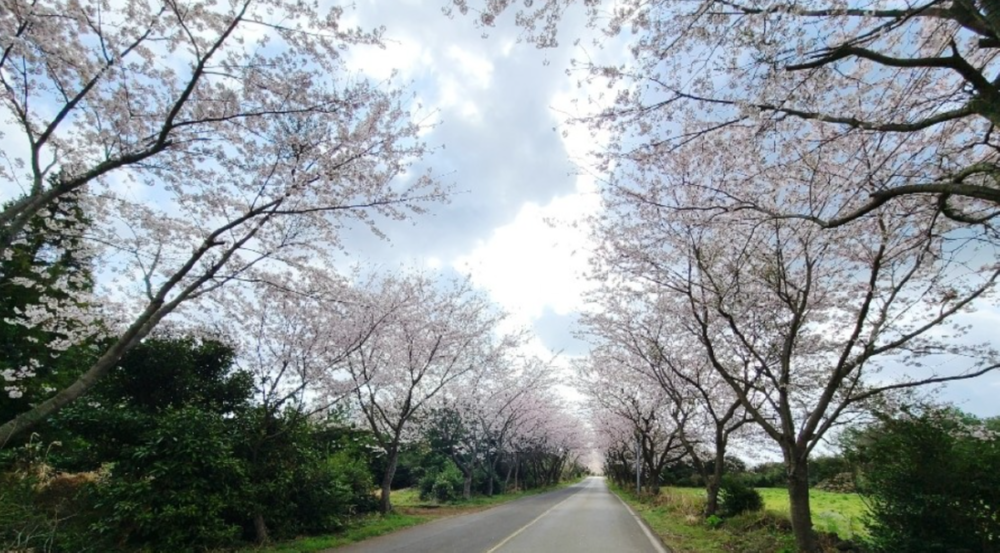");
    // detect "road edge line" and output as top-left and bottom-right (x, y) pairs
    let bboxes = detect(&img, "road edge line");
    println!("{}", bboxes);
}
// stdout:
(484, 480), (587, 553)
(612, 490), (671, 553)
